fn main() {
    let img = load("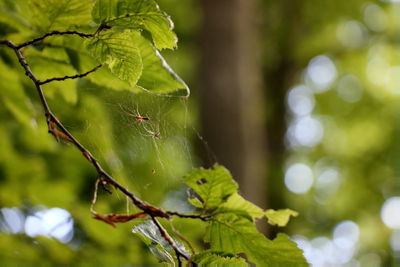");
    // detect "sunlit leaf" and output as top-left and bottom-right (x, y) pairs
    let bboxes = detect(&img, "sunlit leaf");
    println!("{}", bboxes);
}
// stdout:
(26, 51), (78, 104)
(135, 35), (189, 95)
(215, 193), (264, 221)
(193, 251), (247, 266)
(205, 213), (307, 265)
(0, 60), (32, 127)
(92, 0), (177, 49)
(63, 37), (133, 91)
(265, 209), (299, 227)
(86, 30), (143, 86)
(0, 0), (34, 37)
(183, 165), (238, 210)
(28, 0), (93, 32)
